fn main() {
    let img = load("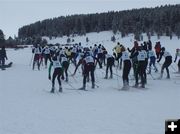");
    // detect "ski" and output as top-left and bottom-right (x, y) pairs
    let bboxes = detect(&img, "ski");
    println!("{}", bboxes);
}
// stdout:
(0, 62), (13, 69)
(130, 85), (148, 90)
